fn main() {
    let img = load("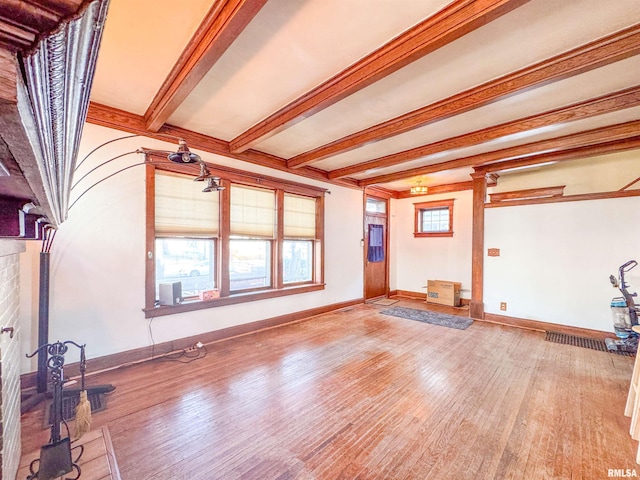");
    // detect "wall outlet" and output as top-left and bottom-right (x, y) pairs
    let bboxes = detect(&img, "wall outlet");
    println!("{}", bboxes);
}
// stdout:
(500, 302), (507, 311)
